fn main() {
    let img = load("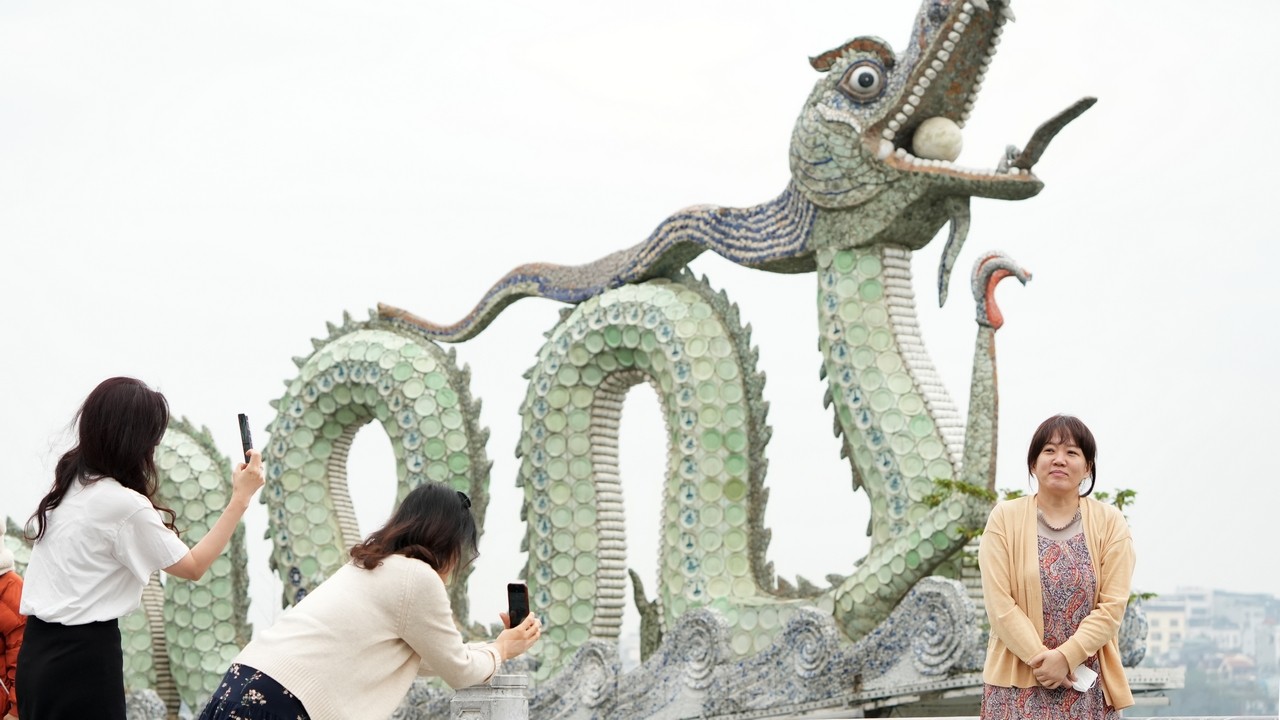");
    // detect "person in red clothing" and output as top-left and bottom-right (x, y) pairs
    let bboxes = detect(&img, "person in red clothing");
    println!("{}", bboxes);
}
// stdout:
(0, 534), (24, 720)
